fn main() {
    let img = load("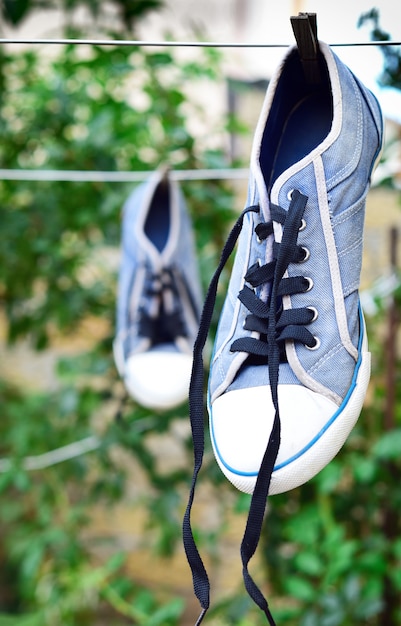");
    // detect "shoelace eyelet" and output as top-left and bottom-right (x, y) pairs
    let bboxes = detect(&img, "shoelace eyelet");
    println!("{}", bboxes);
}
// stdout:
(307, 306), (319, 322)
(300, 246), (310, 262)
(299, 218), (306, 232)
(306, 336), (321, 350)
(304, 277), (314, 292)
(287, 188), (294, 201)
